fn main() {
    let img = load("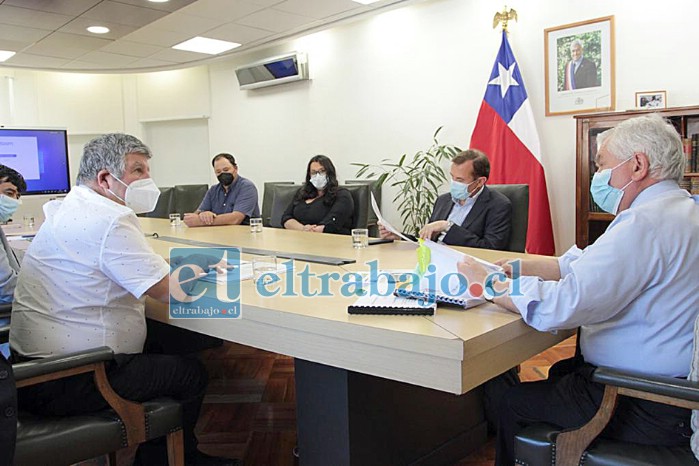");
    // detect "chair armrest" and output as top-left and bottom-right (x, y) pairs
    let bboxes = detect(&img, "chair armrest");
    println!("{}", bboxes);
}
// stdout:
(13, 346), (114, 382)
(13, 346), (148, 446)
(0, 301), (11, 319)
(0, 324), (8, 344)
(592, 366), (699, 405)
